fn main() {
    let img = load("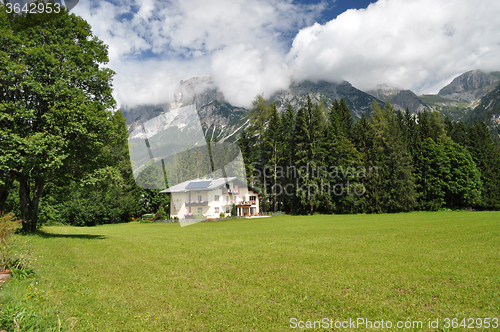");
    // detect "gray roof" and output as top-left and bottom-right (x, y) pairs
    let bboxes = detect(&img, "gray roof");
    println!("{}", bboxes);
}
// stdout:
(160, 177), (264, 196)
